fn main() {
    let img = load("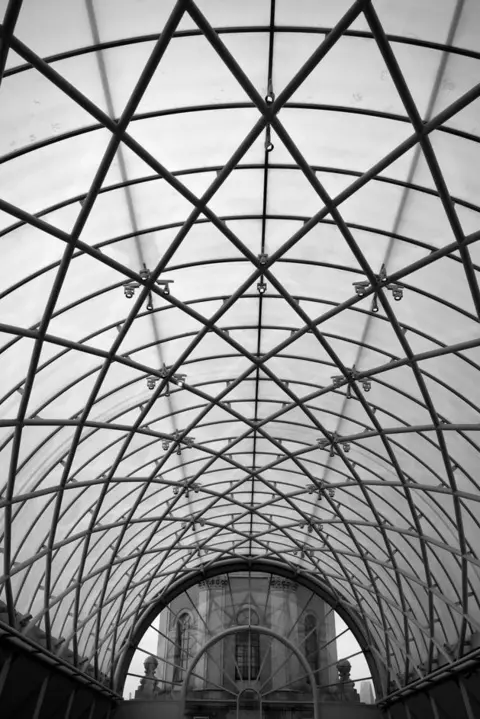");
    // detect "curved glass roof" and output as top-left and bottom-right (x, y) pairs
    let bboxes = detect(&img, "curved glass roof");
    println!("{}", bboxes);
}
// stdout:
(1, 0), (480, 694)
